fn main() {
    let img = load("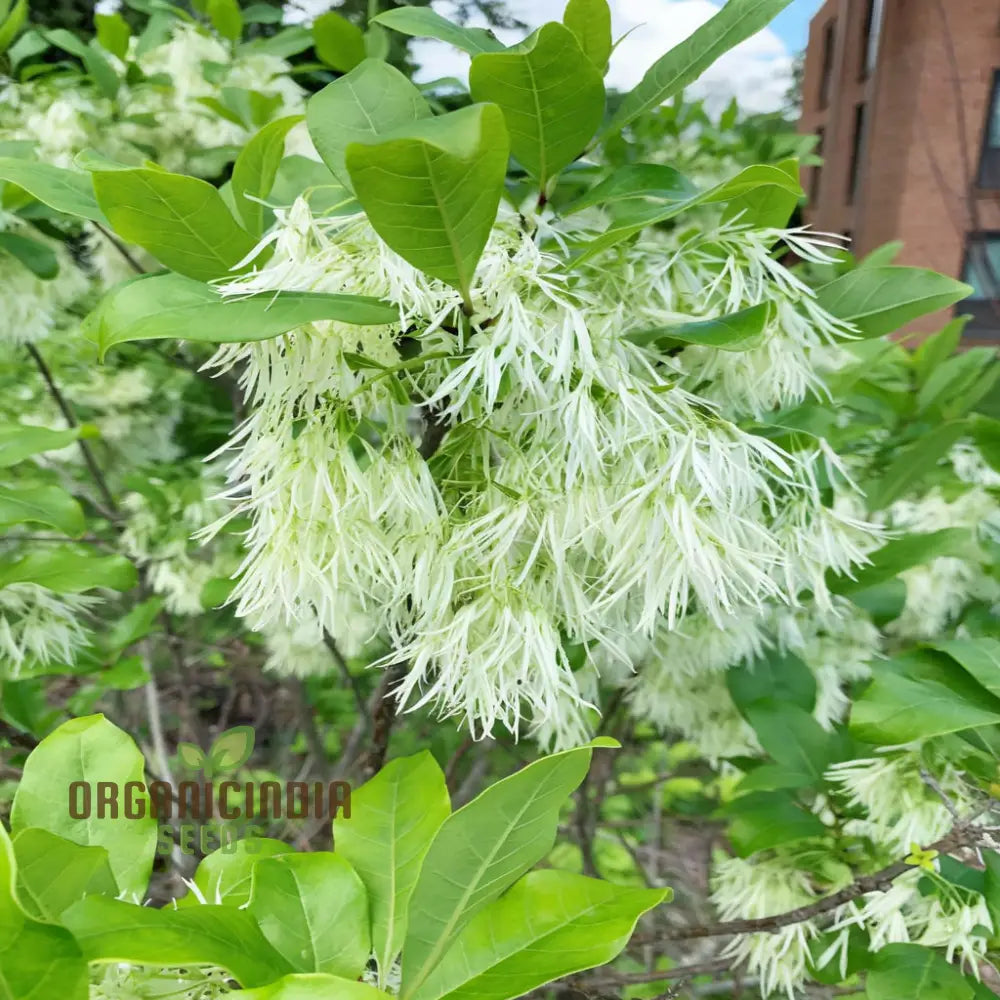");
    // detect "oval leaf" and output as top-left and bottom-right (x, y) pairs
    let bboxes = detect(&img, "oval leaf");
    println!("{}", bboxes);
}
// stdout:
(306, 59), (432, 191)
(346, 103), (509, 303)
(86, 272), (398, 359)
(469, 22), (604, 185)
